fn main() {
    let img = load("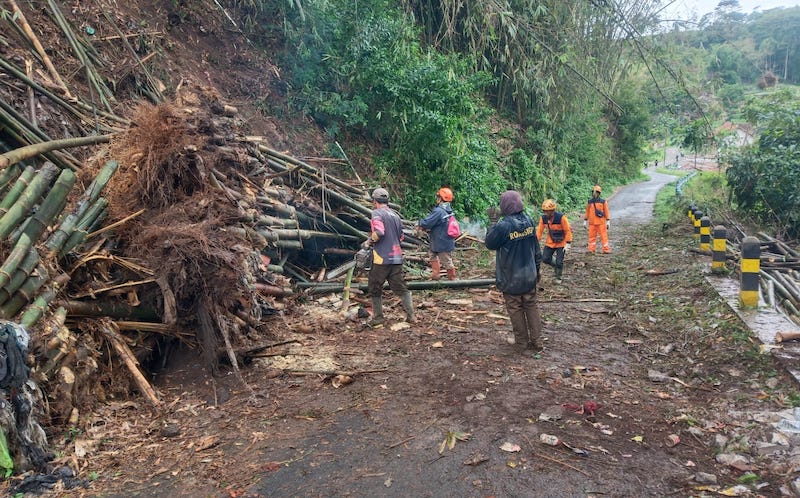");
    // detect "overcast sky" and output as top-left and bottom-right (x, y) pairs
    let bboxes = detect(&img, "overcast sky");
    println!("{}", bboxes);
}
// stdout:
(663, 0), (800, 19)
